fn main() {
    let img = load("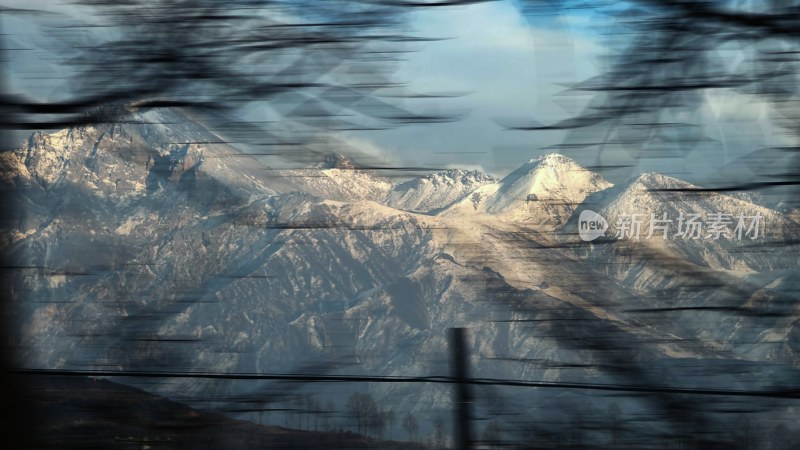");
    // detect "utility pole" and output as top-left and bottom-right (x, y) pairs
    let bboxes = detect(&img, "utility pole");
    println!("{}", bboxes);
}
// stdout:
(450, 327), (473, 450)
